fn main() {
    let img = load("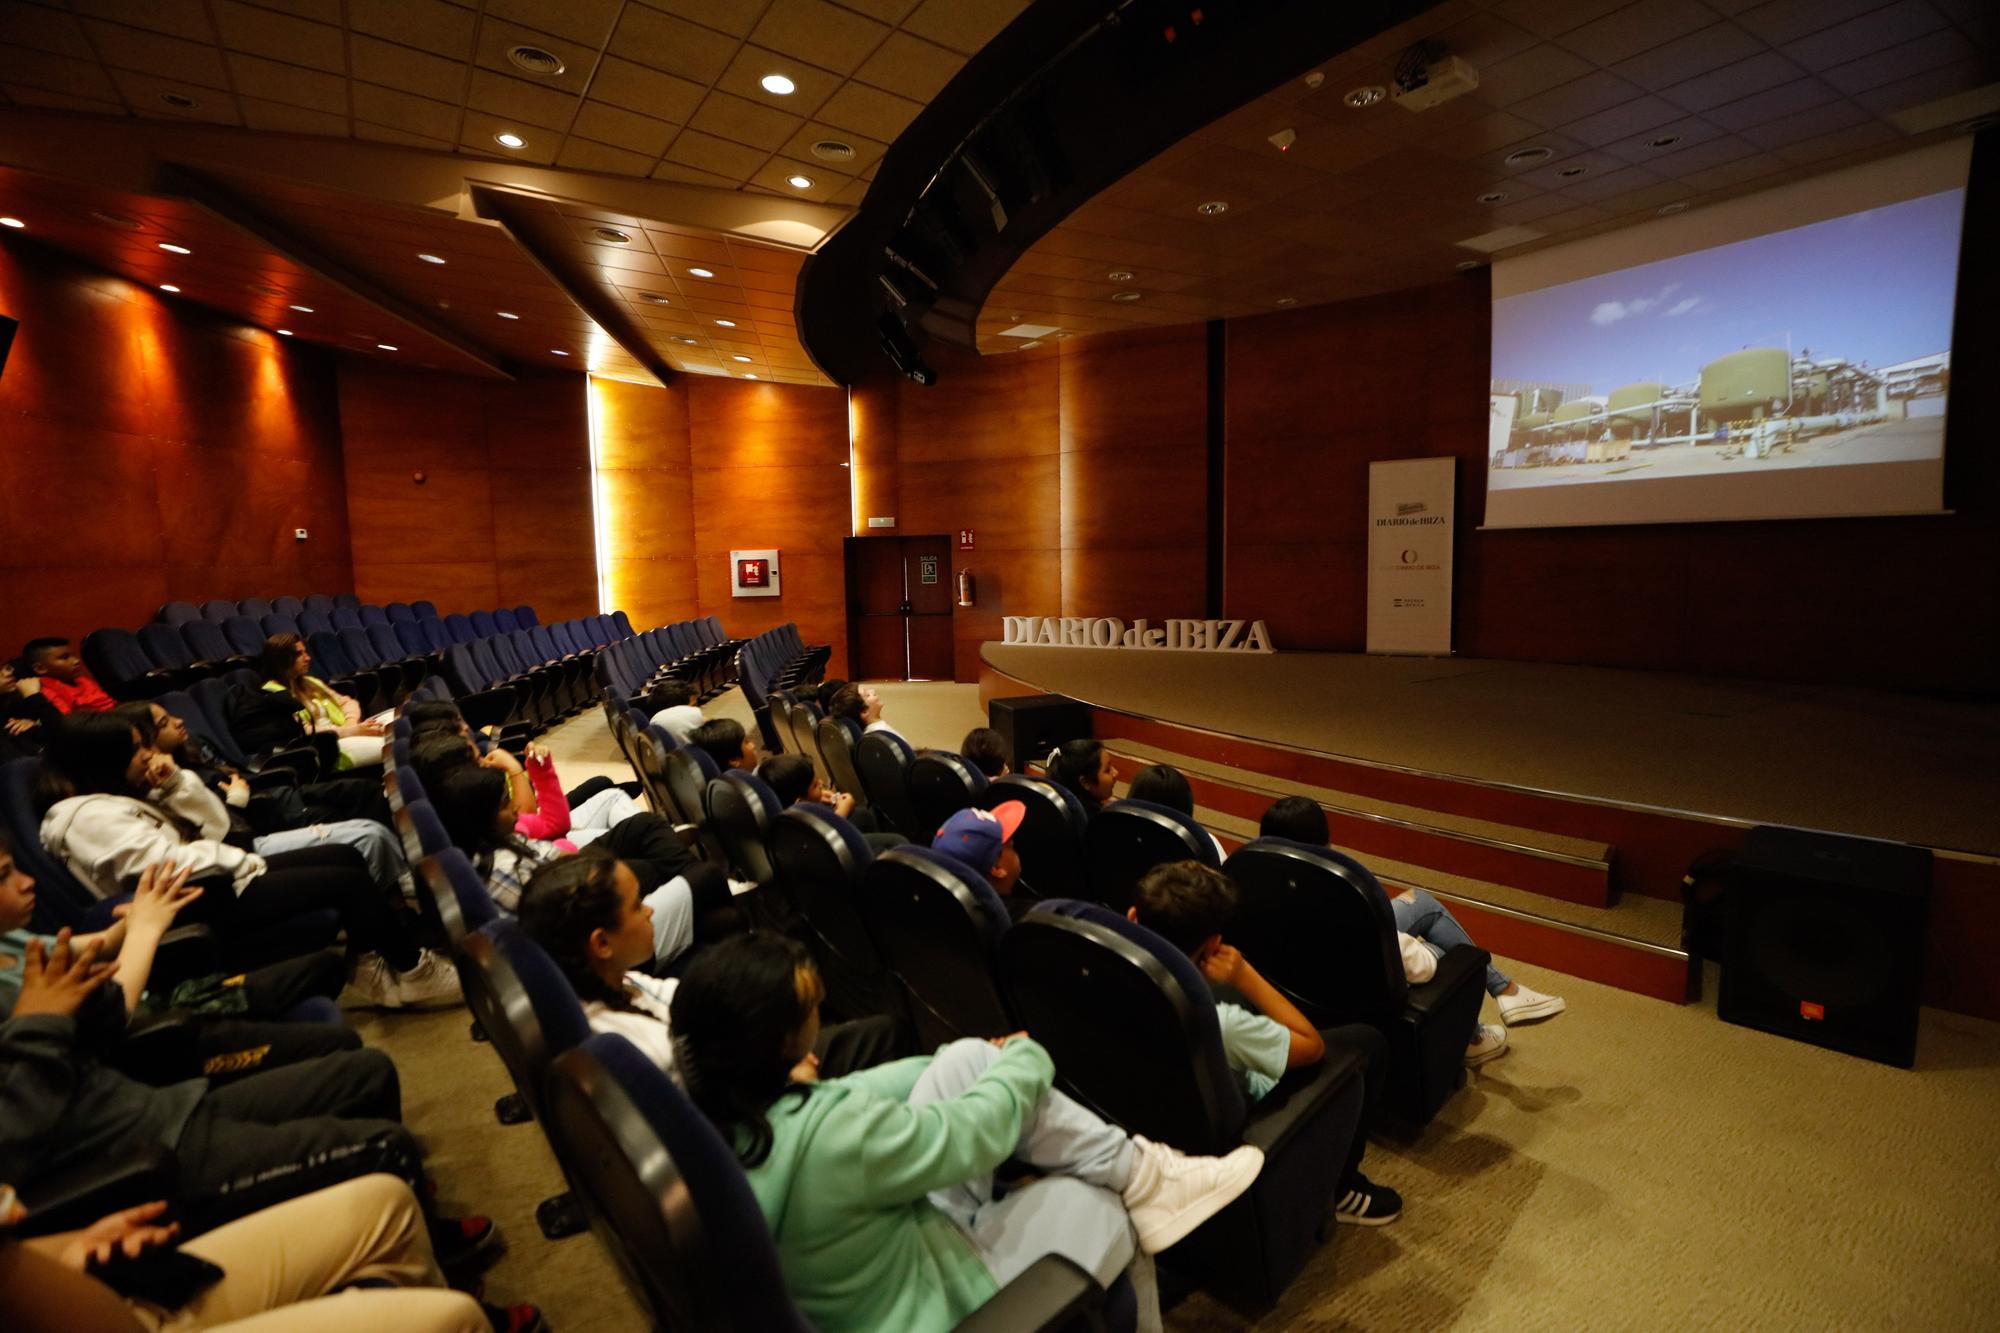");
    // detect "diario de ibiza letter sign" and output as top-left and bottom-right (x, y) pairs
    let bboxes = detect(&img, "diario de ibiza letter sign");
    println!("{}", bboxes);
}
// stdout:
(1001, 617), (1274, 653)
